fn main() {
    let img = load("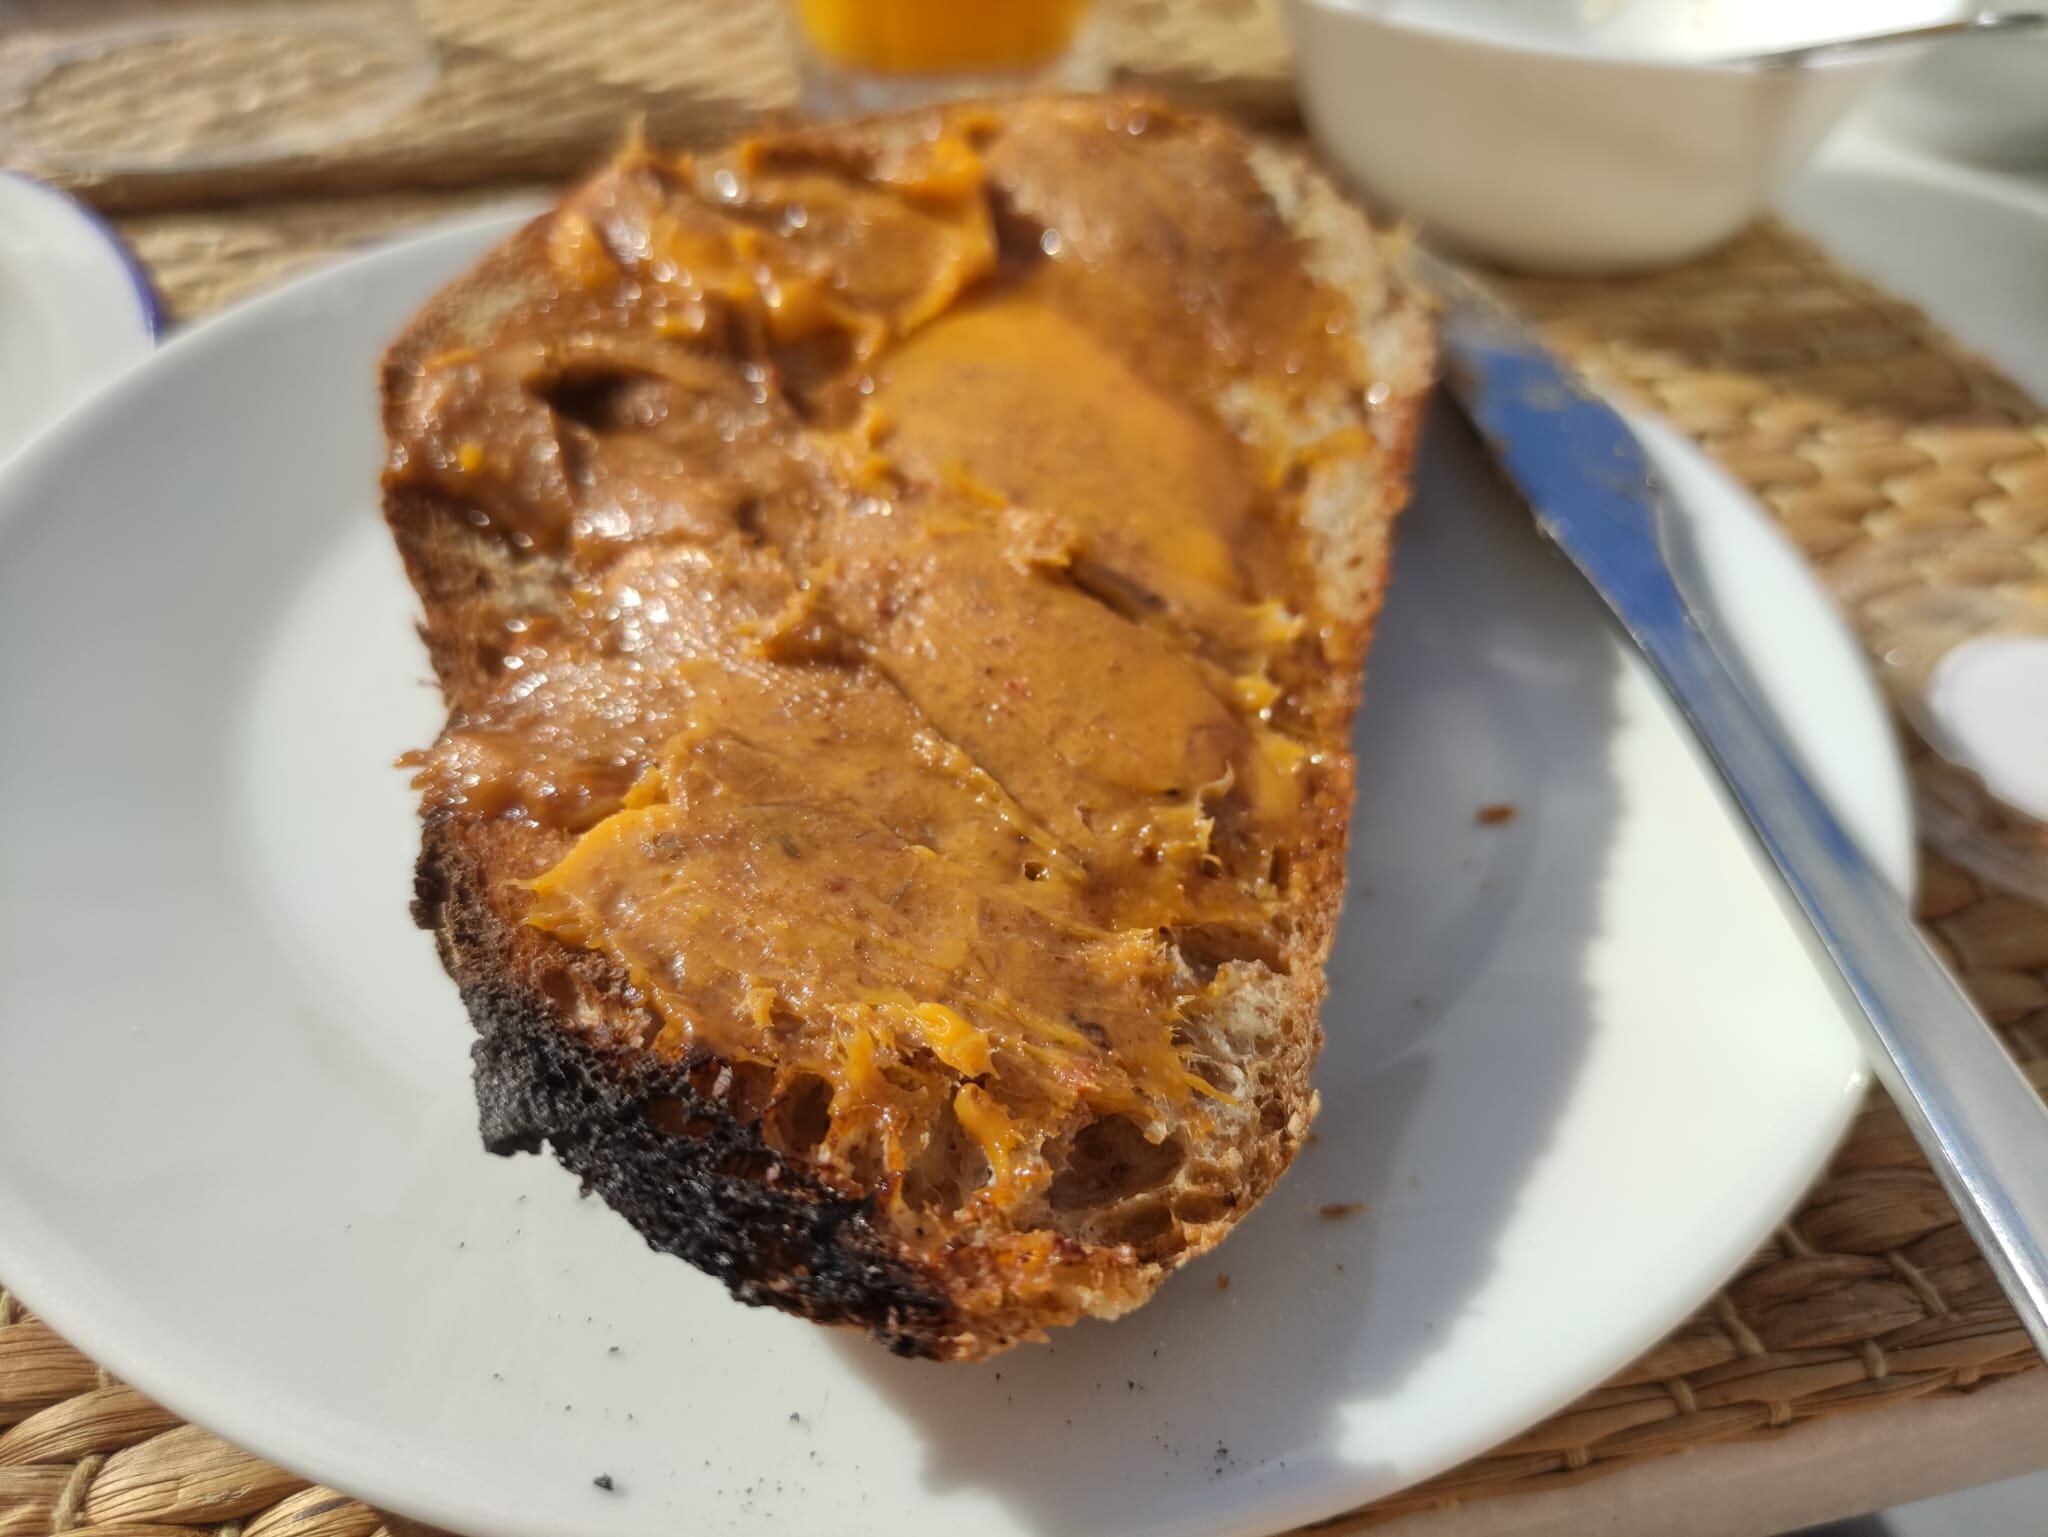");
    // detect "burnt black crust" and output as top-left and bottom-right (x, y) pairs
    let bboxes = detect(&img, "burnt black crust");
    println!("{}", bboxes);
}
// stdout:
(414, 849), (958, 1359)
